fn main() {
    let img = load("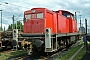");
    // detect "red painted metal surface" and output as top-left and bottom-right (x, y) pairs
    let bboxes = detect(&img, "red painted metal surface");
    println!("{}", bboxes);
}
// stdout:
(23, 8), (77, 34)
(69, 17), (73, 33)
(66, 18), (69, 33)
(45, 10), (57, 34)
(23, 23), (25, 33)
(57, 14), (68, 33)
(72, 20), (77, 32)
(56, 10), (70, 33)
(68, 15), (77, 33)
(24, 19), (45, 33)
(53, 13), (57, 33)
(29, 19), (45, 33)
